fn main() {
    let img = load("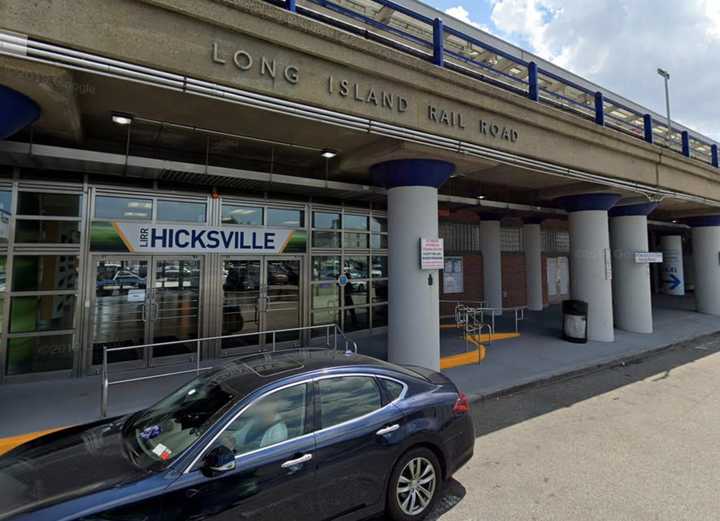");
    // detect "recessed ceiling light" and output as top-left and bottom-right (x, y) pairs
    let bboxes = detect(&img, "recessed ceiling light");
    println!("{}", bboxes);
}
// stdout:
(672, 219), (678, 223)
(111, 112), (133, 126)
(321, 149), (338, 159)
(477, 195), (486, 200)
